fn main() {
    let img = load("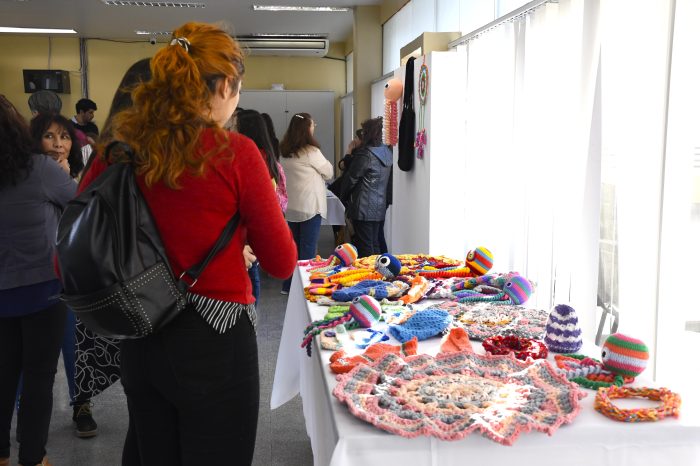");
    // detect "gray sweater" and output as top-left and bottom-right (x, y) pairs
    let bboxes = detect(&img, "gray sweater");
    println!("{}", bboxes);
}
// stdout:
(0, 154), (76, 289)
